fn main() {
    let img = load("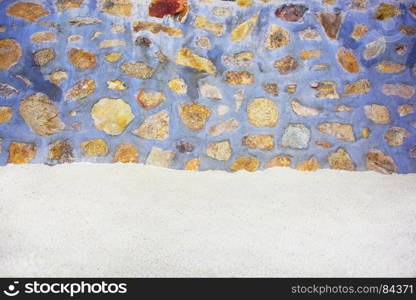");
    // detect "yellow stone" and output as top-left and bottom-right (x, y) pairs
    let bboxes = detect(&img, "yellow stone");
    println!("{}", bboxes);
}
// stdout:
(91, 98), (134, 135)
(132, 110), (169, 140)
(184, 158), (200, 171)
(296, 157), (320, 171)
(362, 128), (370, 138)
(310, 81), (339, 99)
(351, 24), (368, 41)
(66, 79), (96, 100)
(374, 3), (400, 21)
(56, 0), (84, 11)
(0, 106), (13, 123)
(337, 47), (360, 73)
(0, 39), (22, 70)
(265, 25), (289, 50)
(68, 48), (97, 69)
(107, 80), (127, 91)
(328, 148), (356, 171)
(6, 2), (49, 22)
(247, 98), (278, 128)
(206, 140), (232, 161)
(375, 60), (406, 73)
(194, 15), (224, 36)
(113, 143), (139, 163)
(99, 40), (126, 48)
(30, 31), (56, 43)
(300, 49), (321, 60)
(48, 70), (68, 85)
(175, 48), (216, 74)
(8, 142), (36, 164)
(133, 21), (183, 37)
(237, 0), (253, 7)
(178, 103), (211, 130)
(47, 140), (74, 163)
(224, 71), (254, 85)
(81, 139), (108, 156)
(231, 15), (258, 42)
(136, 89), (166, 109)
(343, 79), (370, 95)
(265, 156), (291, 168)
(230, 157), (260, 172)
(104, 52), (123, 62)
(317, 123), (355, 142)
(34, 48), (56, 66)
(98, 0), (132, 17)
(242, 135), (274, 150)
(168, 78), (187, 94)
(120, 61), (155, 79)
